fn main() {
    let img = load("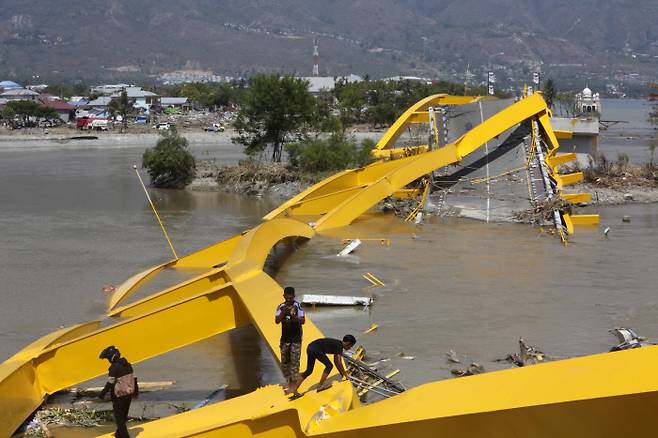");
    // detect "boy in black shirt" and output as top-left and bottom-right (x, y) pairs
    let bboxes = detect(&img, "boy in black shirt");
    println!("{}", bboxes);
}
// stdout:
(288, 334), (356, 397)
(99, 346), (138, 438)
(275, 286), (305, 388)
